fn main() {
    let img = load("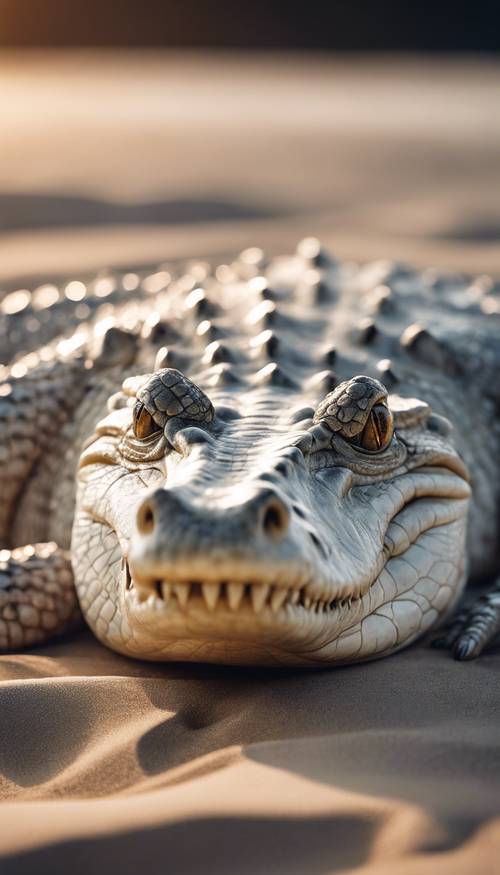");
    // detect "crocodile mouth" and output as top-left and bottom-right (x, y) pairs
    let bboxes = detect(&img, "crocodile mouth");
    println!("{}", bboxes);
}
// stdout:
(123, 468), (471, 626)
(125, 563), (360, 618)
(122, 467), (471, 635)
